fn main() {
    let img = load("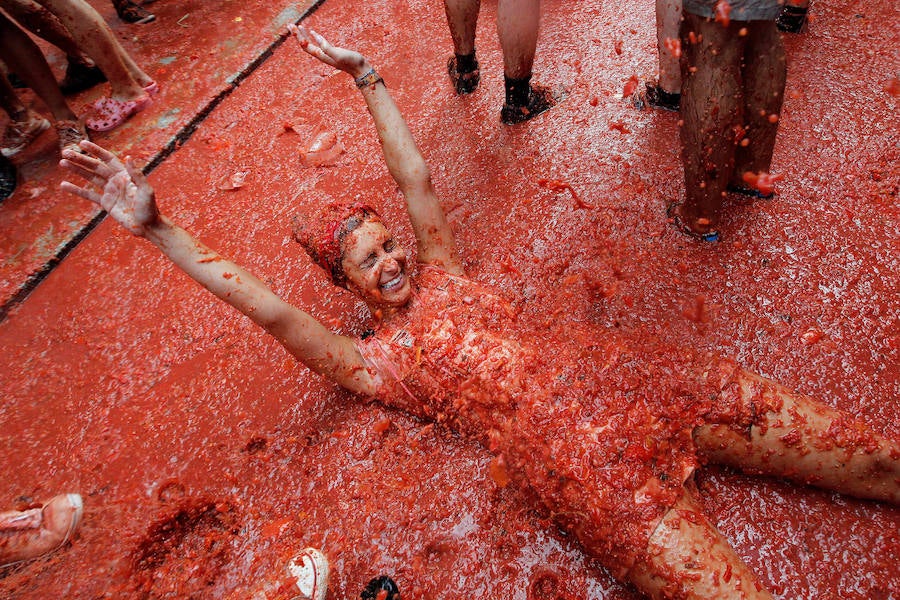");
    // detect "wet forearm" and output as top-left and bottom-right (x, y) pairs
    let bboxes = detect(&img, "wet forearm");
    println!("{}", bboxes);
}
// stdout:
(143, 215), (285, 324)
(357, 67), (431, 193)
(140, 216), (369, 389)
